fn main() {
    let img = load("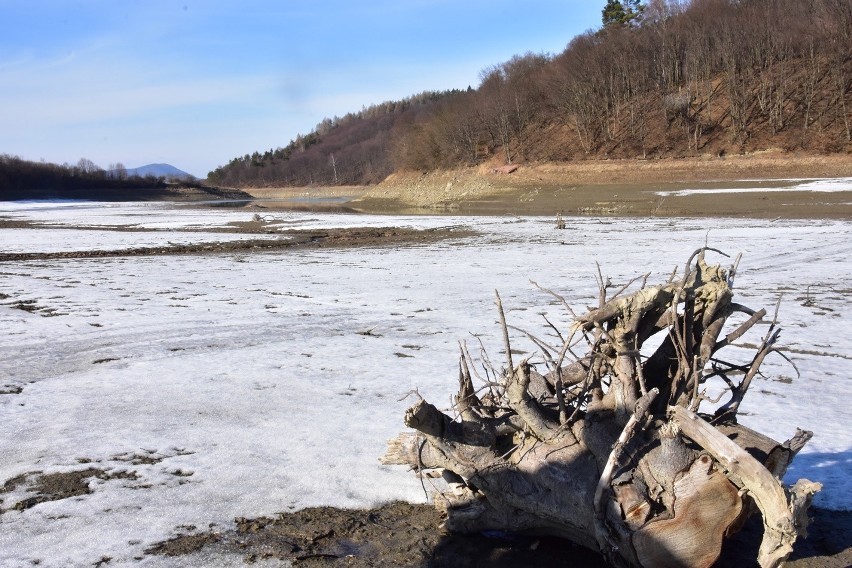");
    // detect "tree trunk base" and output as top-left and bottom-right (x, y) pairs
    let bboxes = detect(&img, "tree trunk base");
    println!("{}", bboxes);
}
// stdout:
(383, 250), (821, 567)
